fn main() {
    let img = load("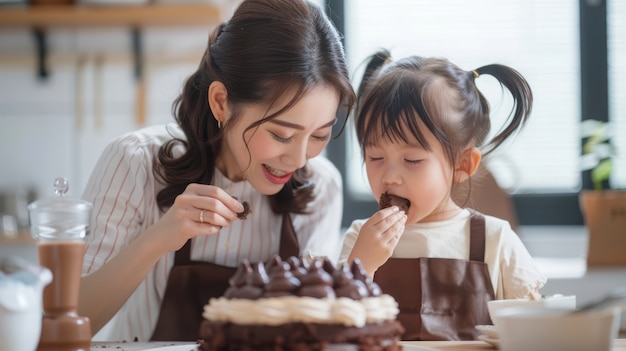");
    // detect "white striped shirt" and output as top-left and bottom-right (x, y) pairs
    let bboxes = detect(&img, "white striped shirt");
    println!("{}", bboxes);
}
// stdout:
(82, 123), (343, 341)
